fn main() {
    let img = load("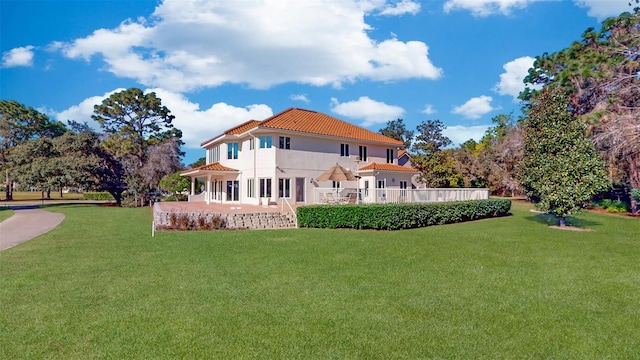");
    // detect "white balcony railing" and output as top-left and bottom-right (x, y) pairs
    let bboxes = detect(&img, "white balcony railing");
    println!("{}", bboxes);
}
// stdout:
(314, 188), (489, 205)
